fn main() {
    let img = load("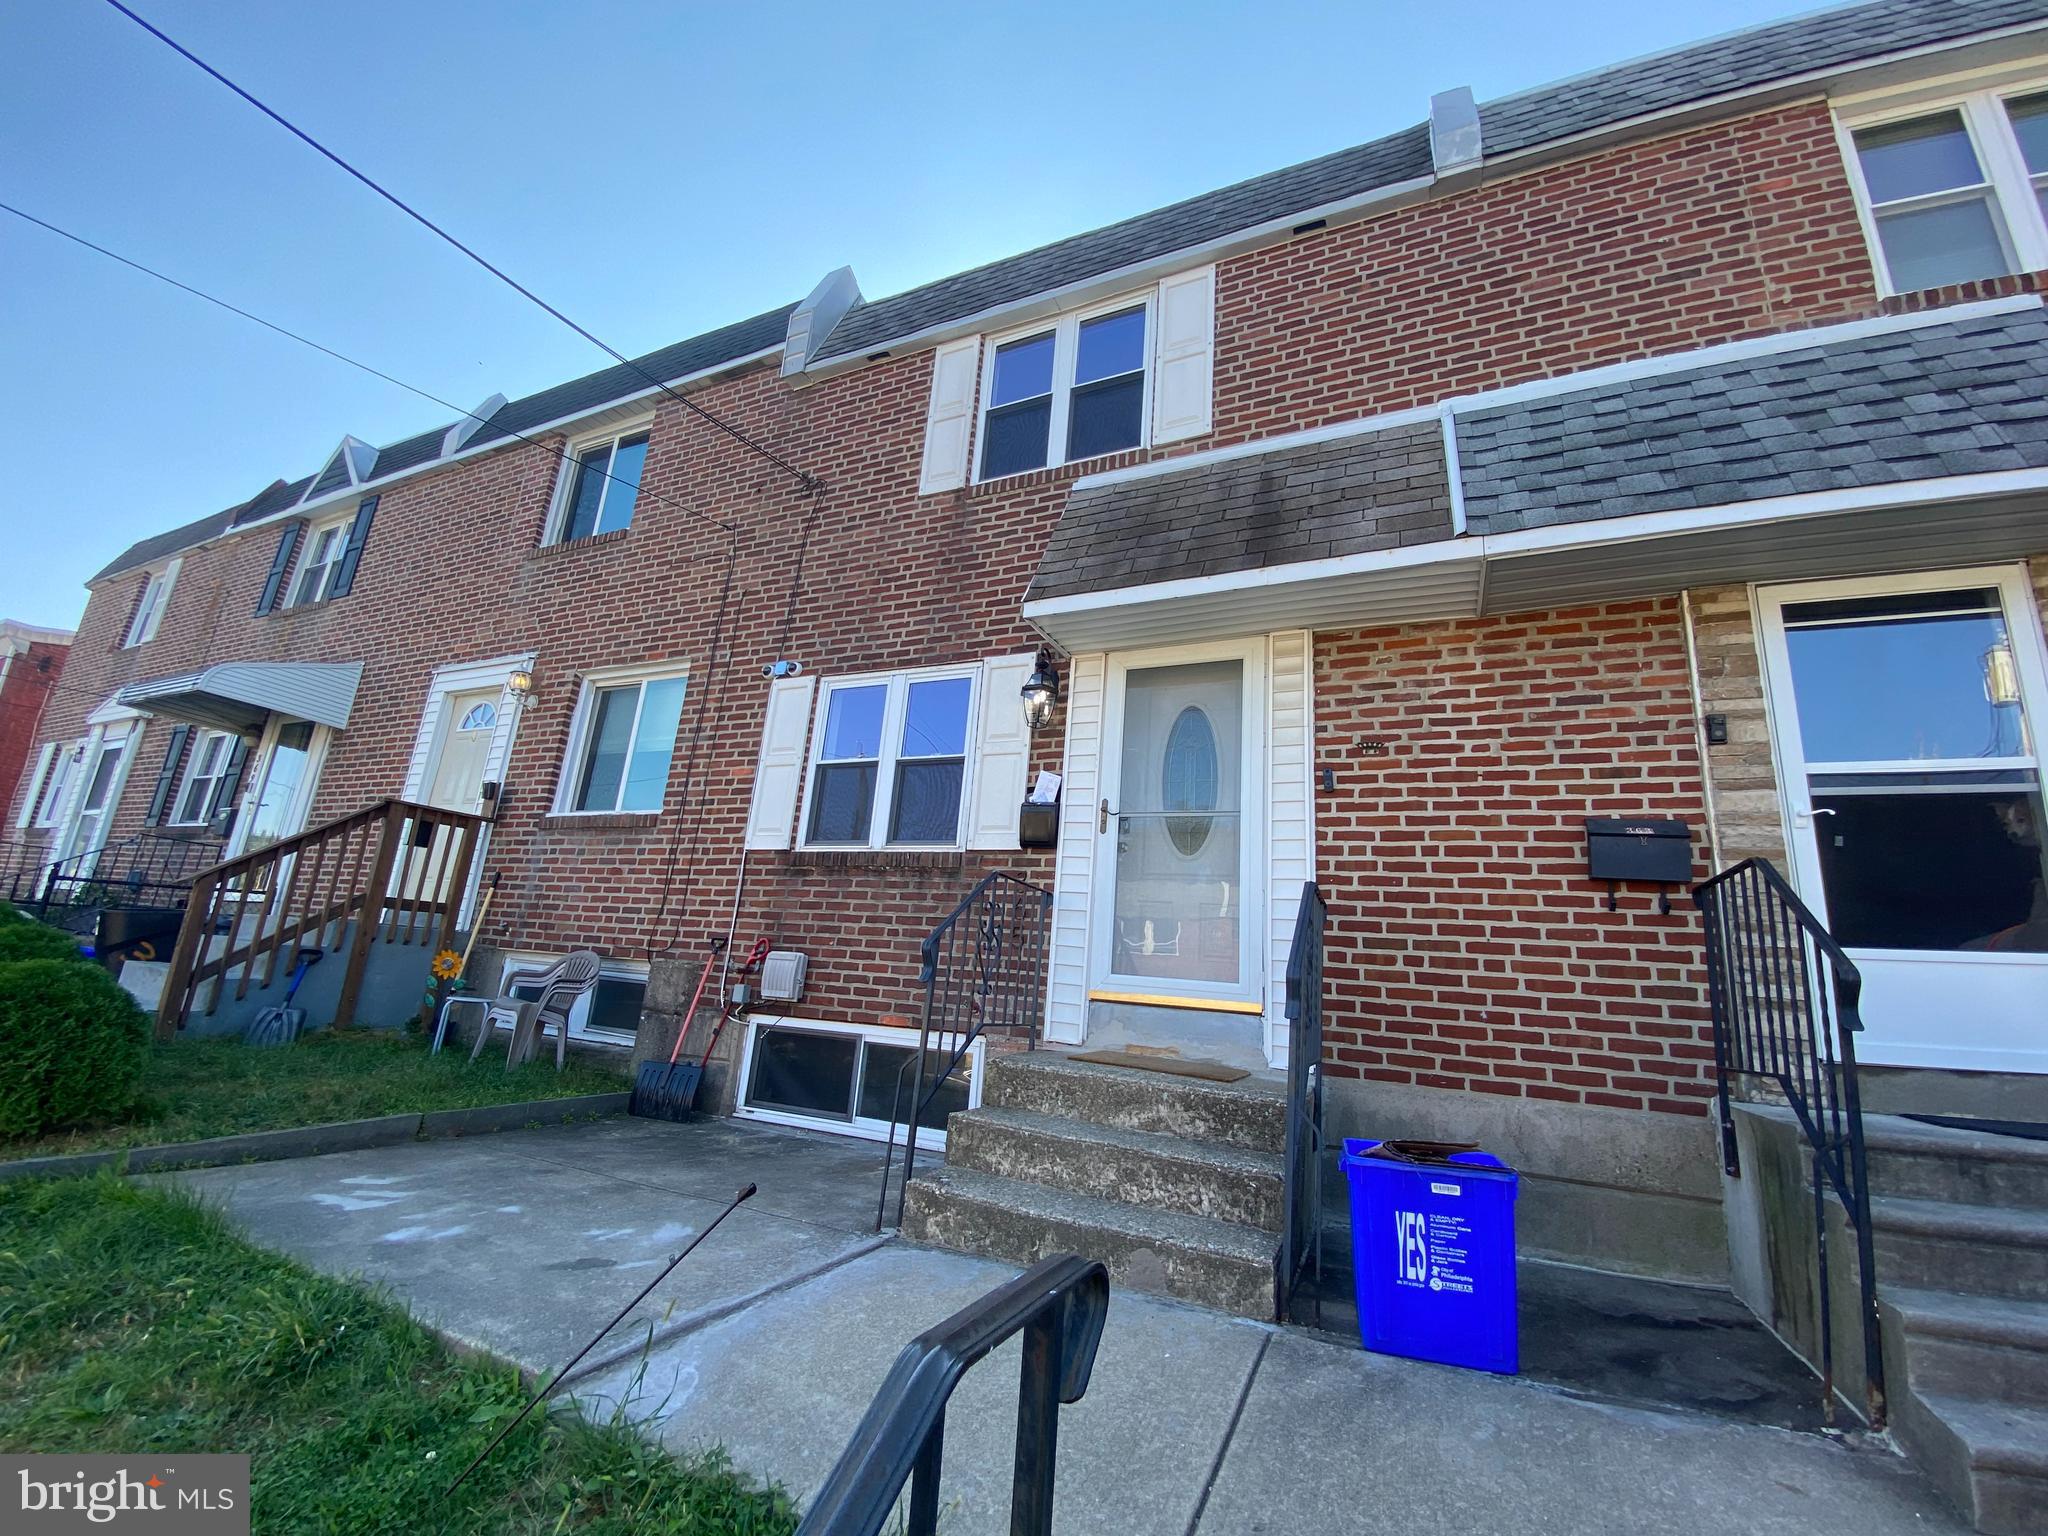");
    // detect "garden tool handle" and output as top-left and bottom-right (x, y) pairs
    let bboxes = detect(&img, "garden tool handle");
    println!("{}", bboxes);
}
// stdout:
(667, 948), (720, 1067)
